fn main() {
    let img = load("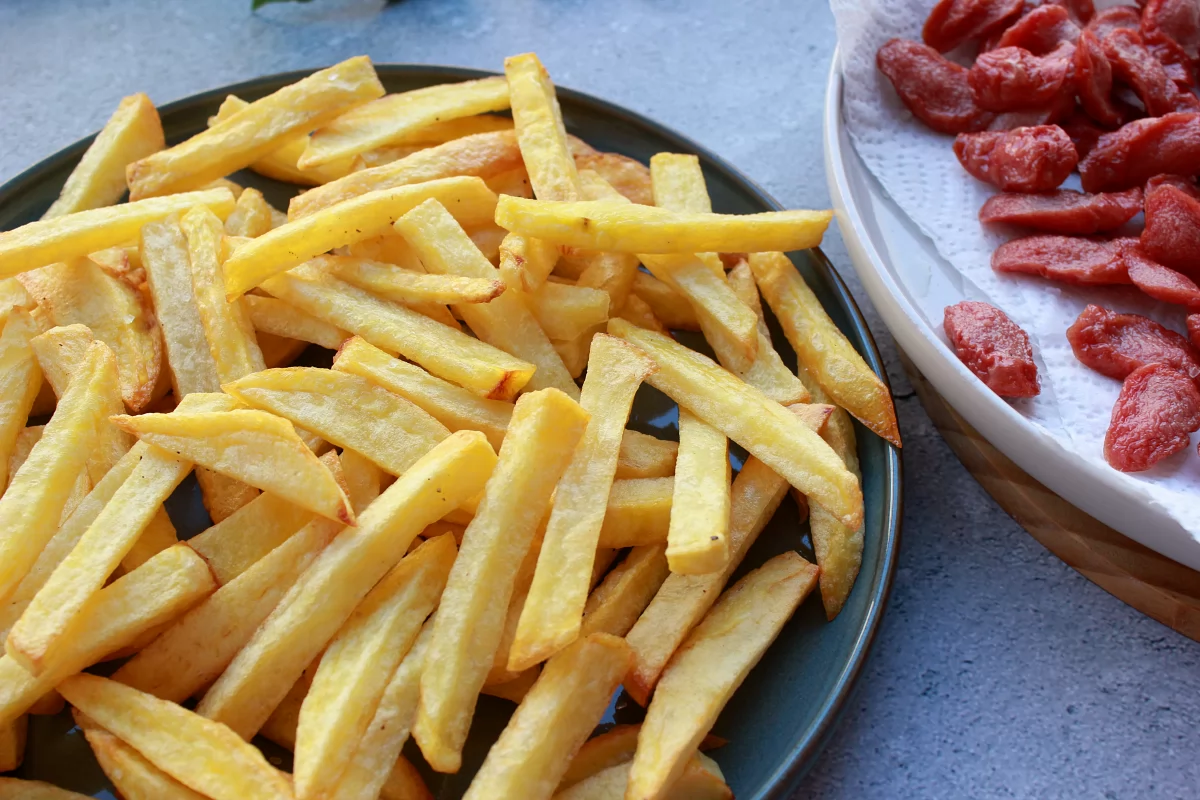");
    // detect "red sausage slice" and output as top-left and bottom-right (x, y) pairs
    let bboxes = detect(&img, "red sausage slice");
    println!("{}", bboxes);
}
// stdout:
(1104, 363), (1200, 471)
(979, 187), (1143, 233)
(1066, 303), (1200, 382)
(877, 39), (996, 134)
(944, 300), (1041, 396)
(955, 125), (1078, 191)
(992, 235), (1134, 284)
